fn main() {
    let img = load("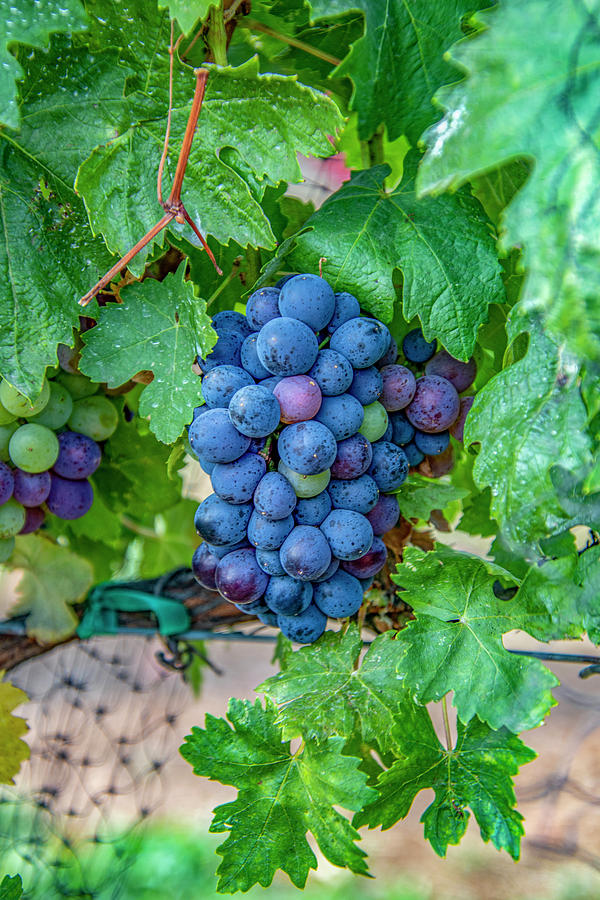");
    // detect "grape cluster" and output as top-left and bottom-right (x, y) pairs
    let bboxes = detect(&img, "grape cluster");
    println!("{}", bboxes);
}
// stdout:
(0, 370), (119, 561)
(190, 274), (476, 643)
